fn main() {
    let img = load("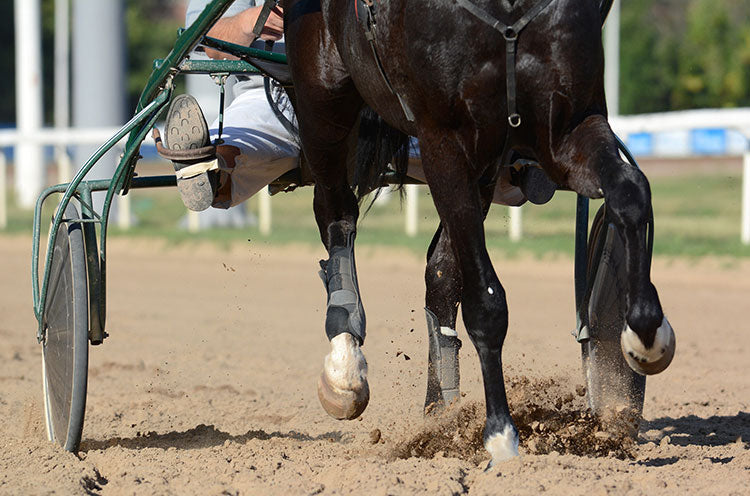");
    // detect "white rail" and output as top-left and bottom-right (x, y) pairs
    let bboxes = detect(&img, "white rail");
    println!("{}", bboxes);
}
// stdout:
(0, 127), (158, 231)
(1, 114), (749, 245)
